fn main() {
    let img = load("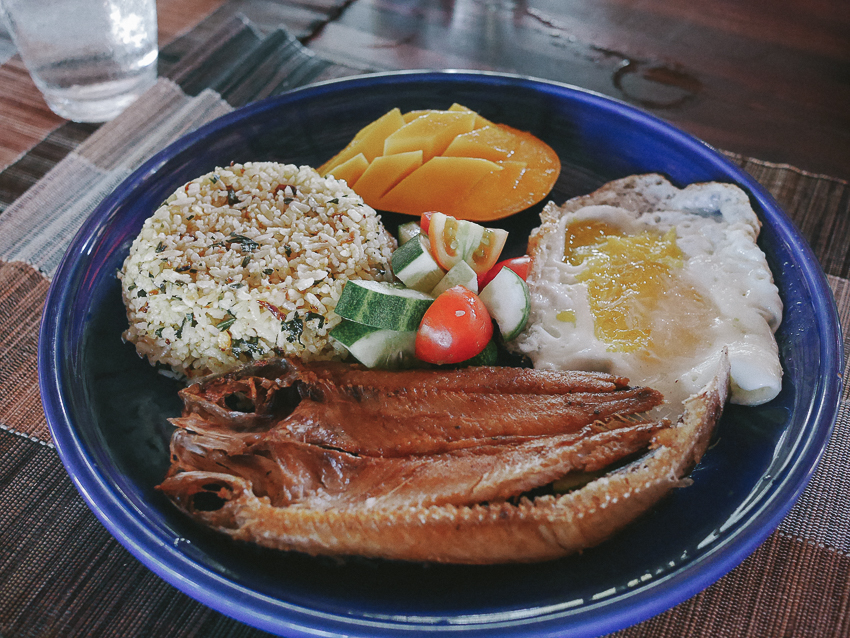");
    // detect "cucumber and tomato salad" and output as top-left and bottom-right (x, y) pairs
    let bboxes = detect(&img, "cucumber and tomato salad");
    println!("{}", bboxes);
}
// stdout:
(331, 212), (531, 368)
